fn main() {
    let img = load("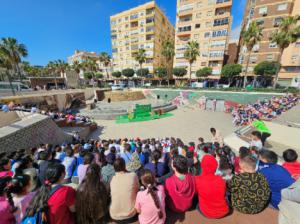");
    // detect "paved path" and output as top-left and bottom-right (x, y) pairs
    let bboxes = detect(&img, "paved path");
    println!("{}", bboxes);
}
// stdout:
(92, 106), (236, 143)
